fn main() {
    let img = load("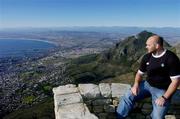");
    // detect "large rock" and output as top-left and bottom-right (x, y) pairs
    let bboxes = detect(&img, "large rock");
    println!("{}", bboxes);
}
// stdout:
(92, 99), (112, 106)
(56, 103), (98, 119)
(53, 84), (78, 95)
(99, 83), (111, 98)
(55, 93), (83, 107)
(165, 115), (176, 119)
(104, 105), (116, 112)
(78, 84), (101, 99)
(53, 83), (180, 119)
(111, 83), (131, 98)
